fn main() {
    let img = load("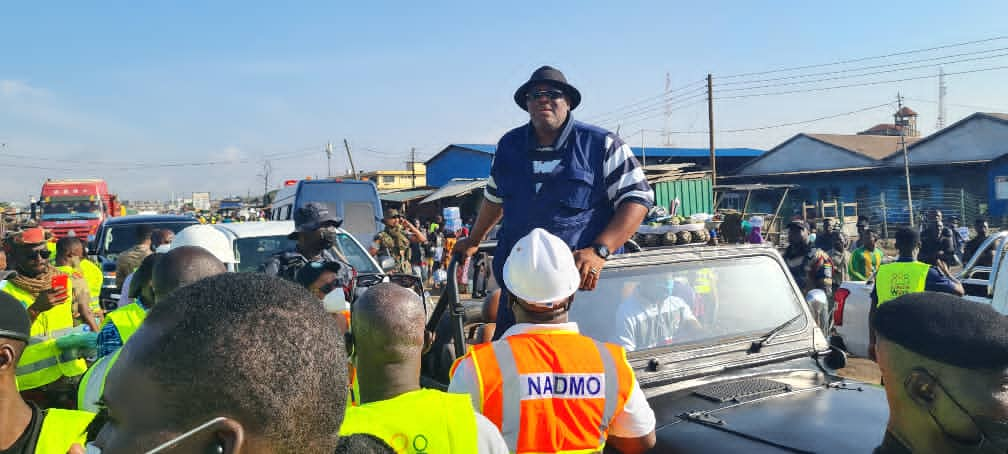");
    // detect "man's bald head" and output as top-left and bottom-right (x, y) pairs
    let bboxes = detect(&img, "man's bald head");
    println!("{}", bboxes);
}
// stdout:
(352, 283), (426, 361)
(152, 245), (227, 299)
